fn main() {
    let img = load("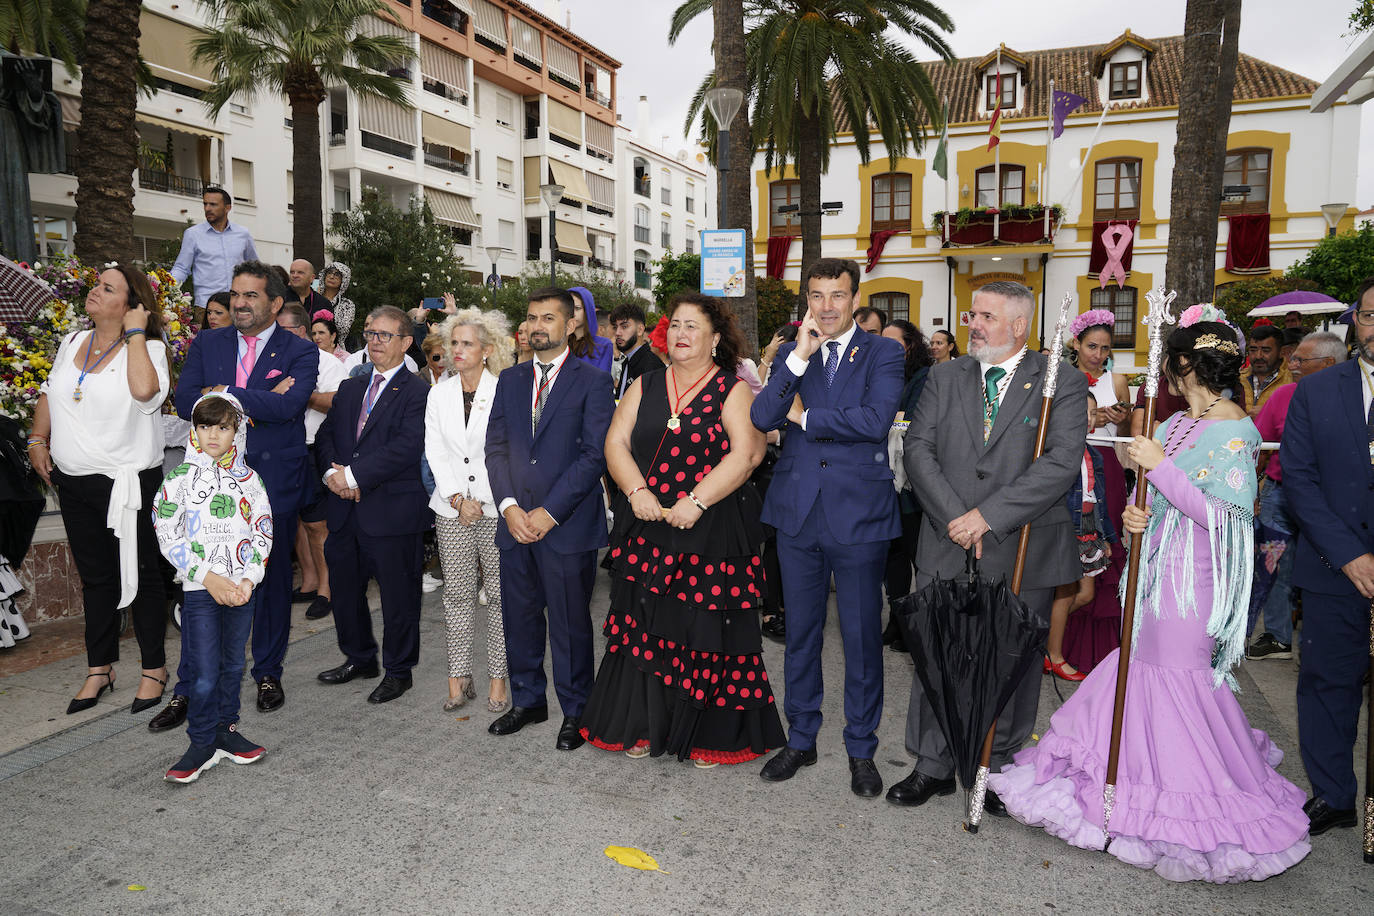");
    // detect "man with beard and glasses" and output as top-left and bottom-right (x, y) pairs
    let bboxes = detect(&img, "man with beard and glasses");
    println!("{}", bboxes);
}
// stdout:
(1281, 276), (1374, 838)
(889, 280), (1087, 815)
(609, 302), (662, 400)
(151, 260), (318, 730)
(484, 288), (614, 751)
